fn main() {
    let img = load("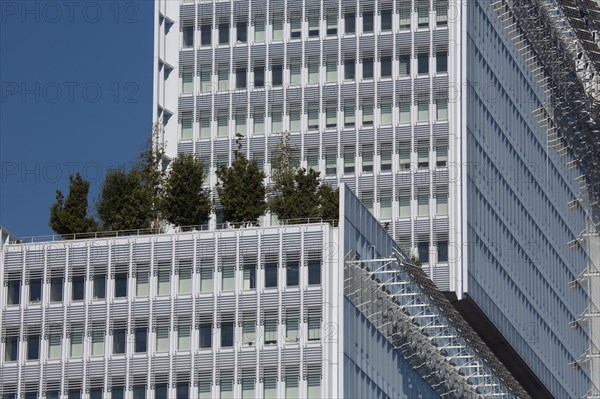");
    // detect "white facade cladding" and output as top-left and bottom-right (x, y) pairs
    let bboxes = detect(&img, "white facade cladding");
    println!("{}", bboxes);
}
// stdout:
(152, 0), (593, 397)
(0, 224), (340, 398)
